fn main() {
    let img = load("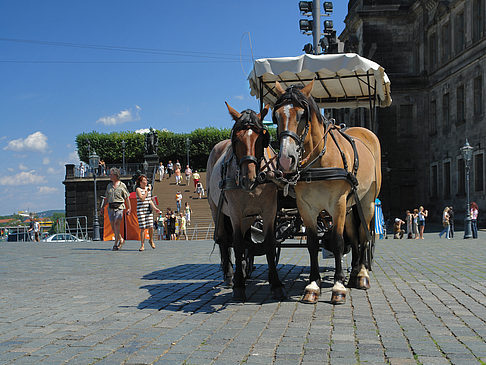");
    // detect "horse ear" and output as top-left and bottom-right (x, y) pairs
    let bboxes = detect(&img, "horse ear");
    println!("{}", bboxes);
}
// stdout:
(301, 80), (314, 97)
(275, 81), (286, 96)
(257, 104), (270, 121)
(225, 102), (241, 120)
